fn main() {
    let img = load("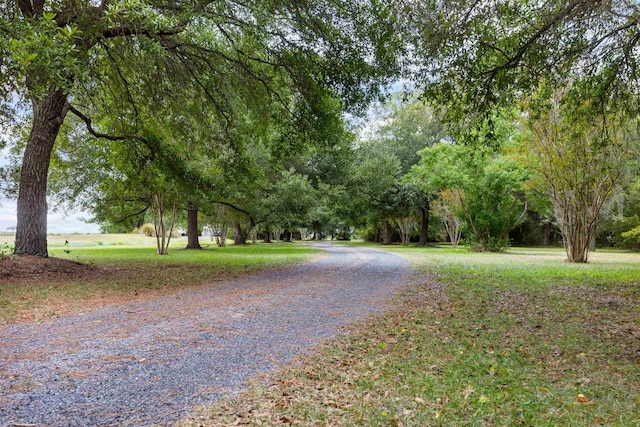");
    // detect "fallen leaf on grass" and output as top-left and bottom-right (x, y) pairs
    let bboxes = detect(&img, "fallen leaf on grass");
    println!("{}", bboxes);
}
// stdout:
(577, 394), (588, 403)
